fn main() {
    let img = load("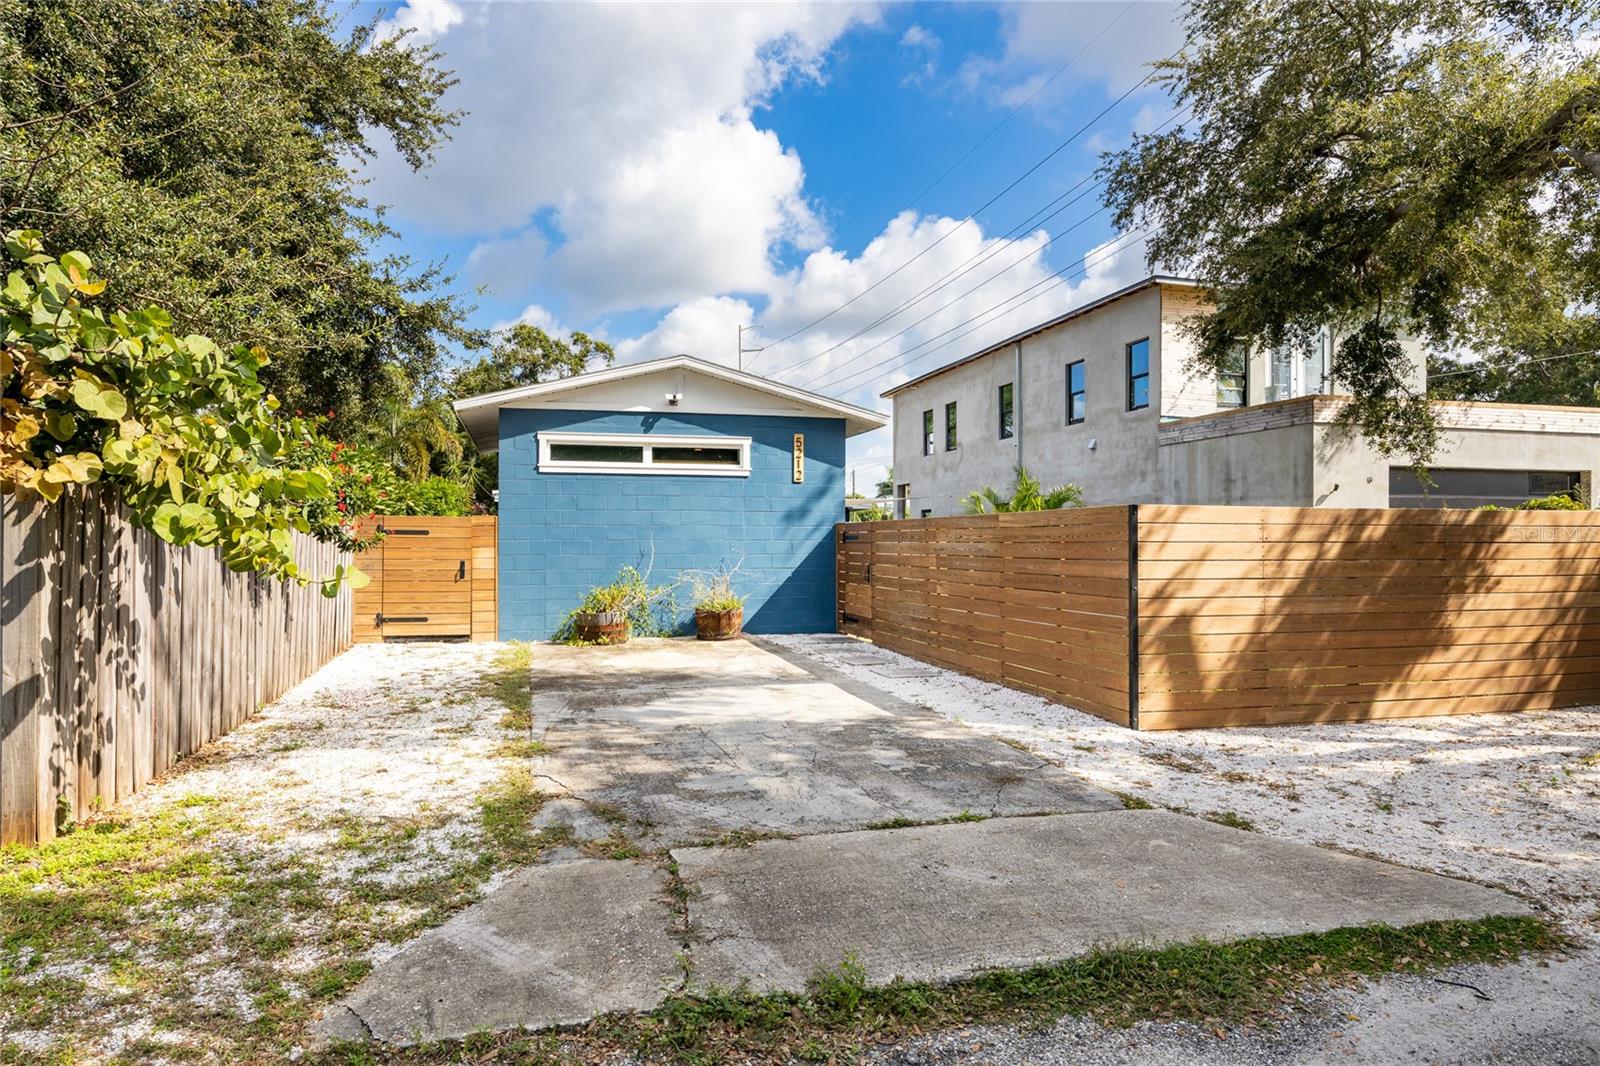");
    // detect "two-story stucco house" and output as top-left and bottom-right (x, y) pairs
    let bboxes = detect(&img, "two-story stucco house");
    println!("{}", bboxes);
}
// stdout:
(886, 276), (1600, 515)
